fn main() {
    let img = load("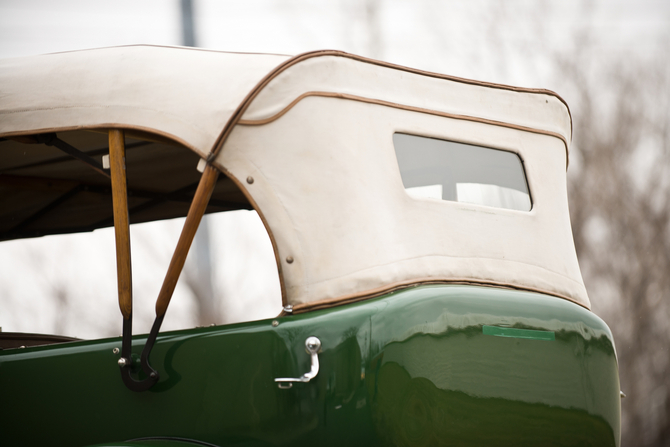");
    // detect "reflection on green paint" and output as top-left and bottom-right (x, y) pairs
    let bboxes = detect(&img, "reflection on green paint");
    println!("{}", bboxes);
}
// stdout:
(482, 325), (555, 341)
(371, 361), (615, 447)
(0, 285), (619, 446)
